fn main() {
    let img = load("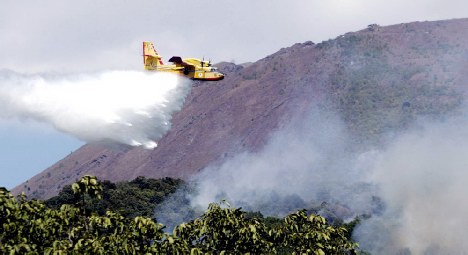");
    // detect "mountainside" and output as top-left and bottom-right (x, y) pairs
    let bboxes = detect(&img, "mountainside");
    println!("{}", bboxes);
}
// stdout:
(13, 18), (468, 199)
